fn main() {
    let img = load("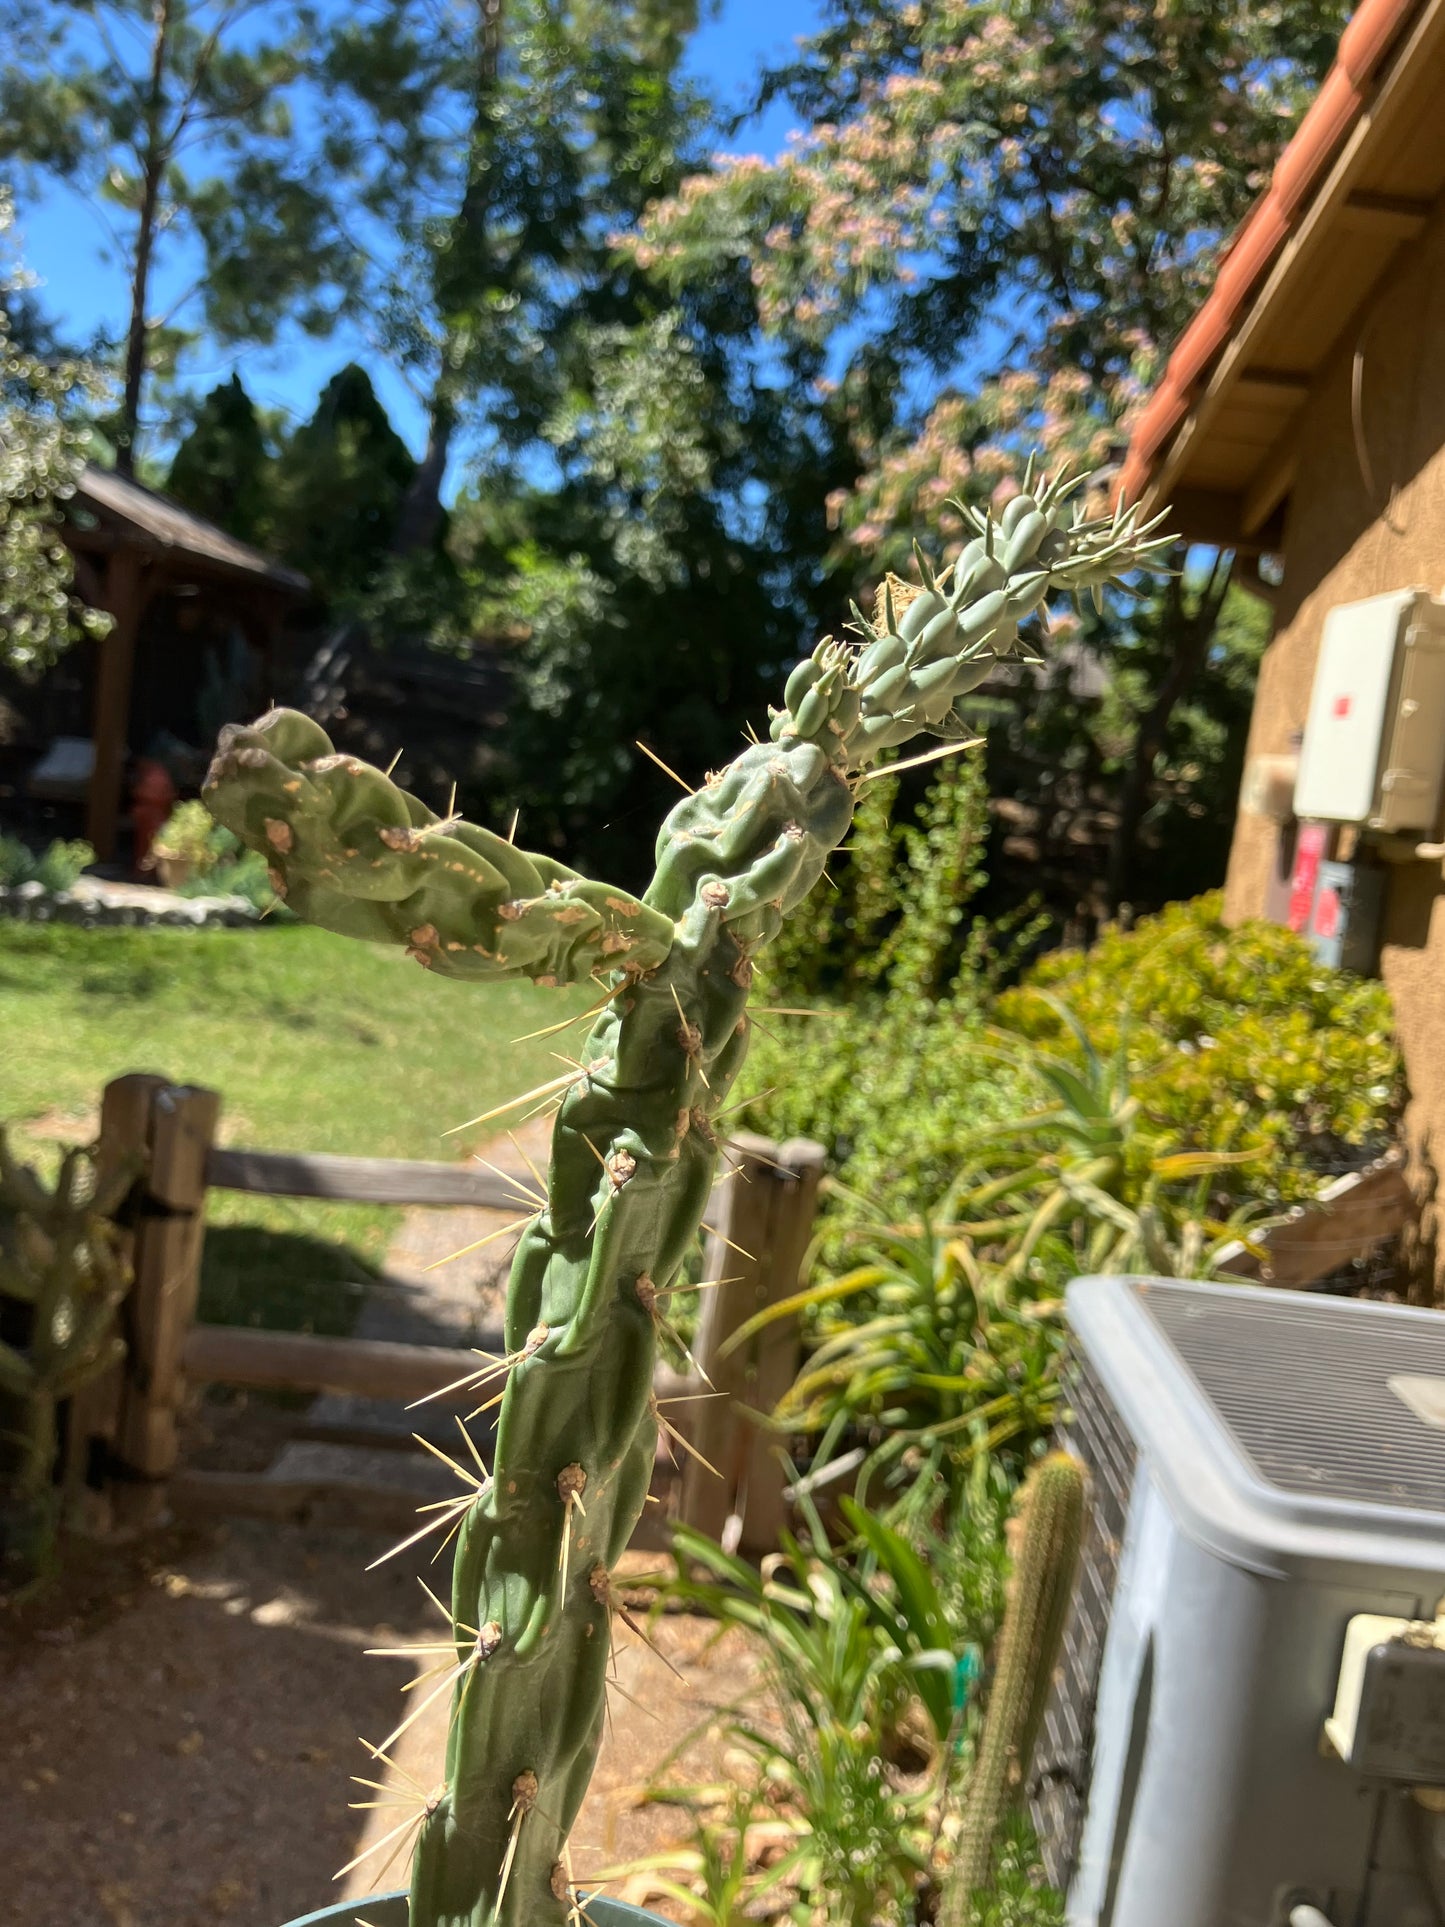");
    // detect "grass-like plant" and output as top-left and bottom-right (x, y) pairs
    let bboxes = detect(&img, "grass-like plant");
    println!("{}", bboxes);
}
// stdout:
(204, 471), (1169, 1926)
